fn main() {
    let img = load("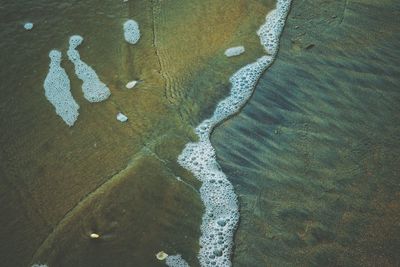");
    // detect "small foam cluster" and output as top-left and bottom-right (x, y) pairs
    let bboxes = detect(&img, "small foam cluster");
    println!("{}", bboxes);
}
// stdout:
(224, 46), (245, 57)
(123, 19), (141, 44)
(67, 35), (111, 102)
(44, 50), (80, 127)
(176, 1), (292, 266)
(24, 22), (33, 30)
(165, 255), (190, 267)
